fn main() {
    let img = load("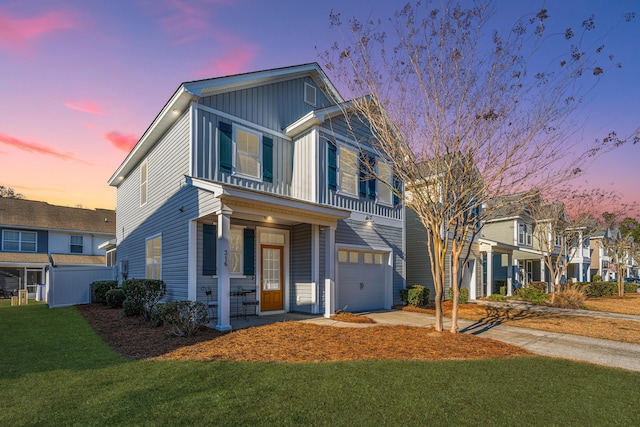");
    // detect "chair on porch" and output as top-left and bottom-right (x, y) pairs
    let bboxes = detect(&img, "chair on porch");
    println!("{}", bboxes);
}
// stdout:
(239, 287), (259, 320)
(201, 287), (217, 322)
